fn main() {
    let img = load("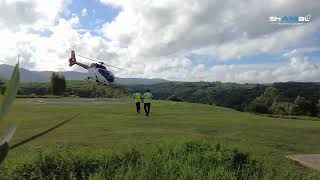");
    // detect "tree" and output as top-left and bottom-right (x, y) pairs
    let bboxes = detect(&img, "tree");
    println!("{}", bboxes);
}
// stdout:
(0, 78), (5, 95)
(317, 99), (320, 116)
(0, 85), (6, 95)
(269, 101), (294, 115)
(50, 73), (66, 96)
(168, 95), (182, 102)
(292, 96), (311, 115)
(248, 87), (282, 114)
(262, 87), (281, 106)
(248, 97), (269, 113)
